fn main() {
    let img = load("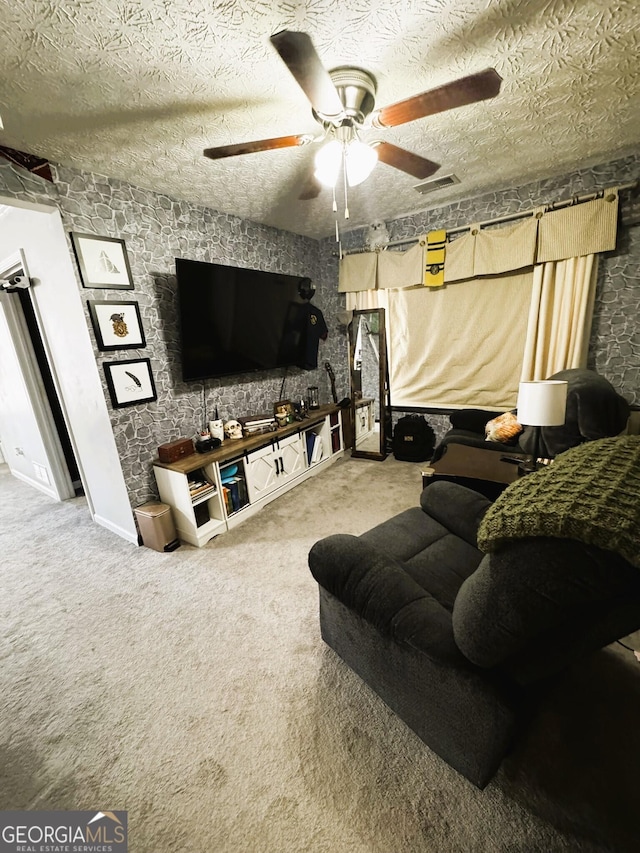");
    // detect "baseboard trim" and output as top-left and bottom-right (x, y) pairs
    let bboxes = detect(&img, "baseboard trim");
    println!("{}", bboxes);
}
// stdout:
(93, 512), (140, 545)
(11, 468), (58, 500)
